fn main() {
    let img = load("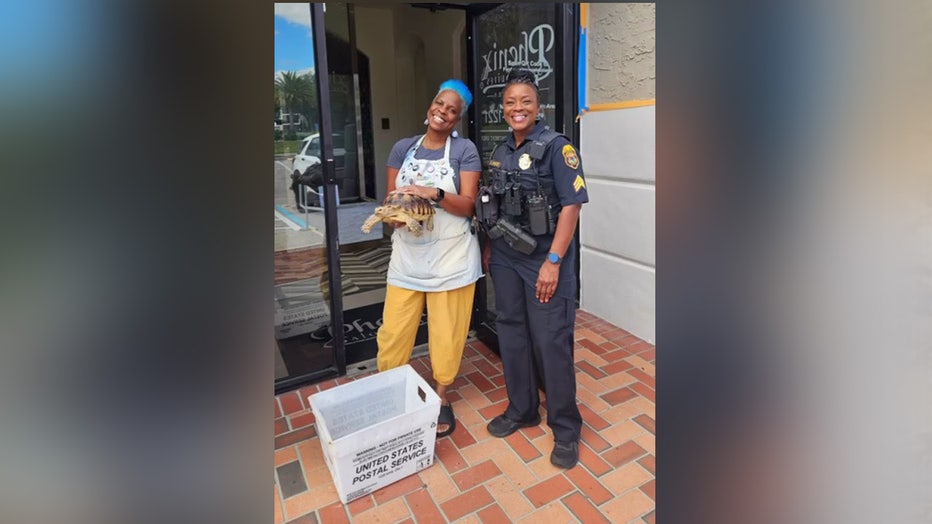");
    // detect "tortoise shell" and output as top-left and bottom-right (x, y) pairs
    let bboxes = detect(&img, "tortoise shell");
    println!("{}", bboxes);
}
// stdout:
(360, 190), (436, 236)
